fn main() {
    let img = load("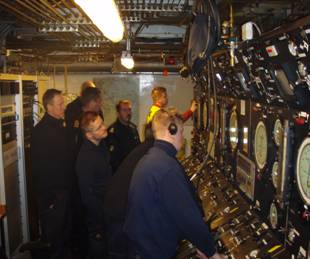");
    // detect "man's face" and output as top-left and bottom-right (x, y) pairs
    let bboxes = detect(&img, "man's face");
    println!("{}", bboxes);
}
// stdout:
(87, 98), (102, 112)
(87, 116), (108, 141)
(47, 94), (65, 119)
(158, 92), (168, 107)
(118, 103), (132, 124)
